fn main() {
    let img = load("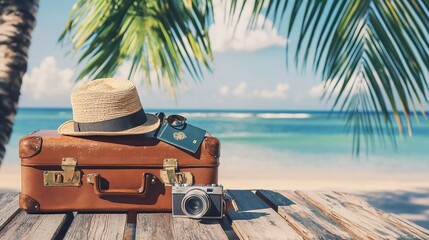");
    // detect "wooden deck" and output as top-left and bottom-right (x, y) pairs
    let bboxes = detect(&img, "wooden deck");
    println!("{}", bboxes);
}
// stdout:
(1, 190), (428, 239)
